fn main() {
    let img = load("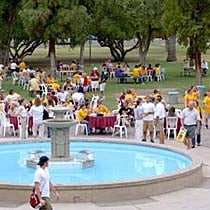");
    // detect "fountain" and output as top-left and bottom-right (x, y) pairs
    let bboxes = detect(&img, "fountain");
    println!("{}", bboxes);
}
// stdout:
(0, 107), (202, 204)
(26, 106), (94, 169)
